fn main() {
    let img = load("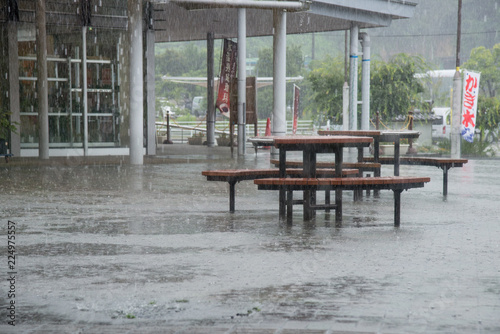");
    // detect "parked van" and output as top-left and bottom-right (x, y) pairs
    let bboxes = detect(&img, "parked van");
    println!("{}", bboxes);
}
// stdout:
(432, 107), (451, 140)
